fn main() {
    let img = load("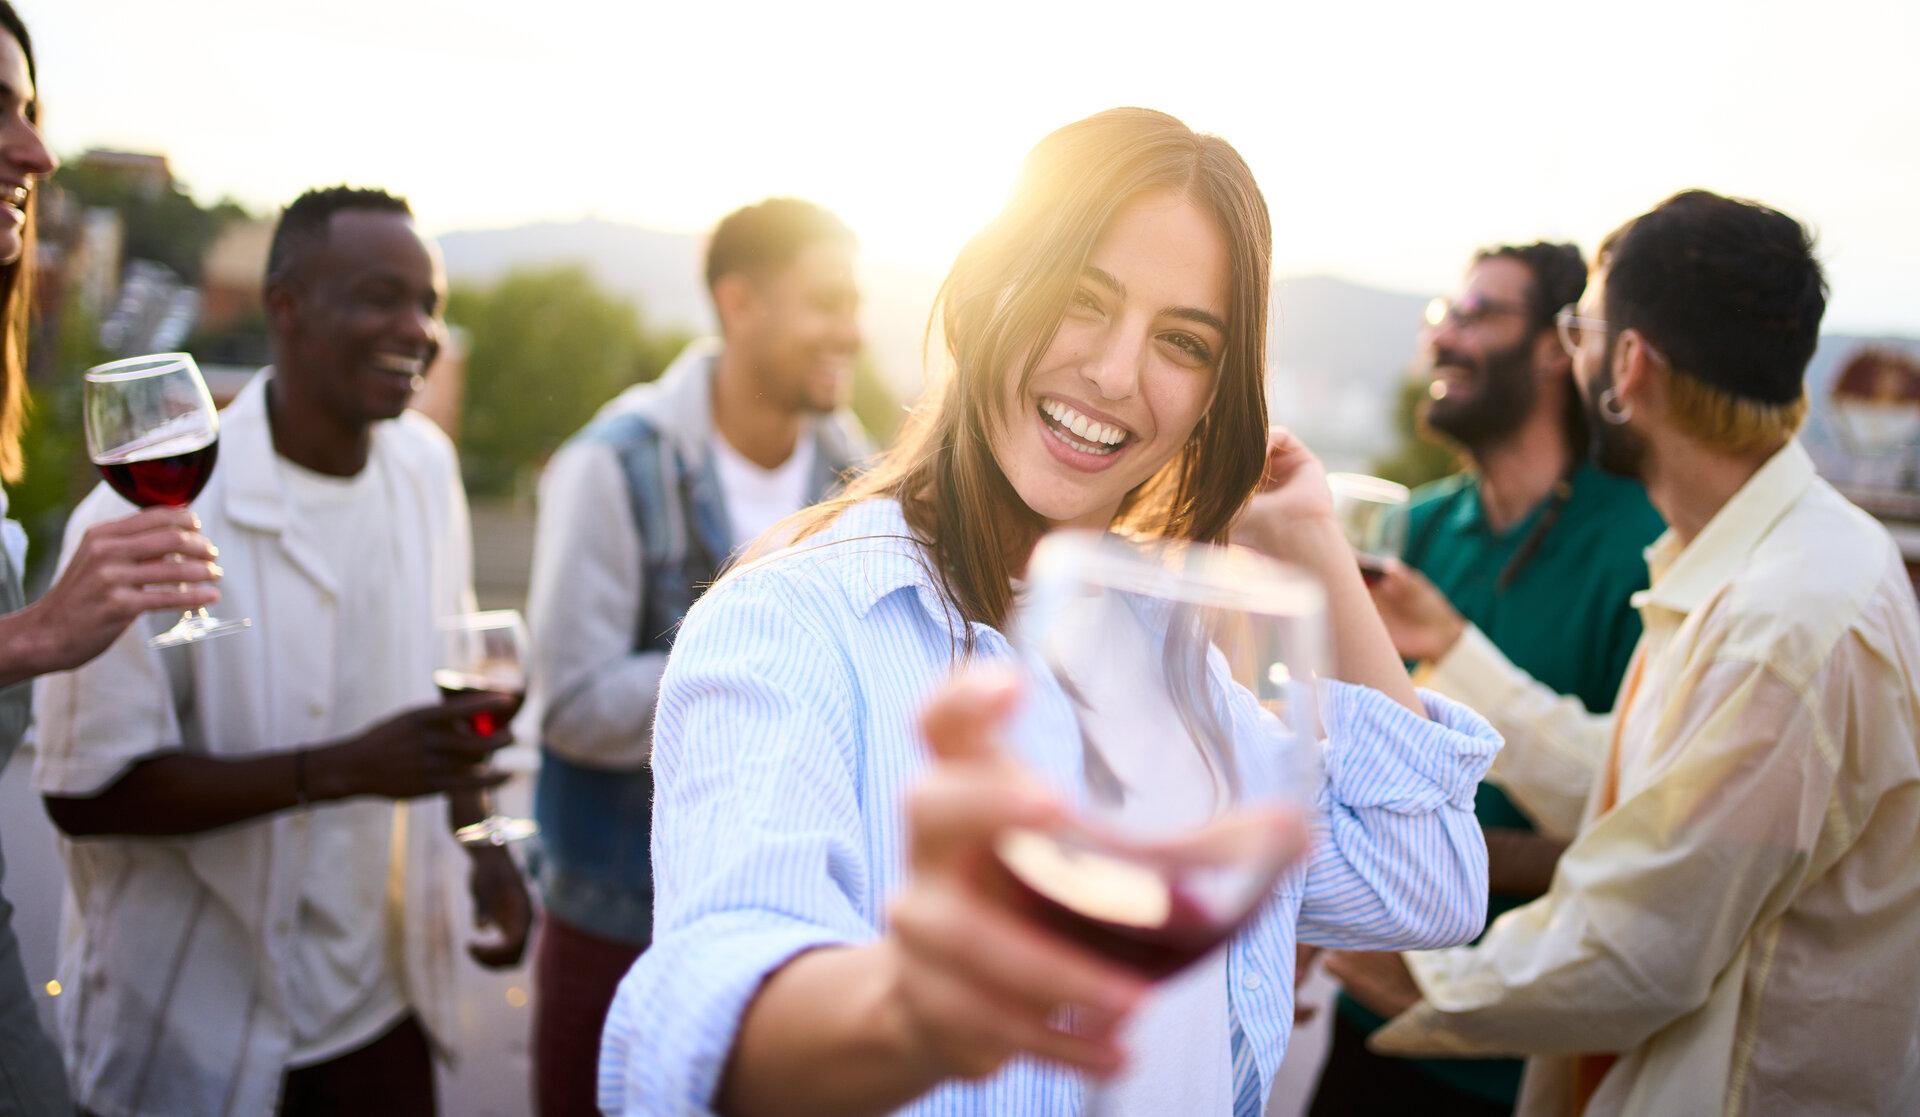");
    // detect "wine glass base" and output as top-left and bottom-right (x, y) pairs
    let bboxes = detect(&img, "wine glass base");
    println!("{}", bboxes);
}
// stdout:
(150, 613), (251, 649)
(455, 815), (539, 848)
